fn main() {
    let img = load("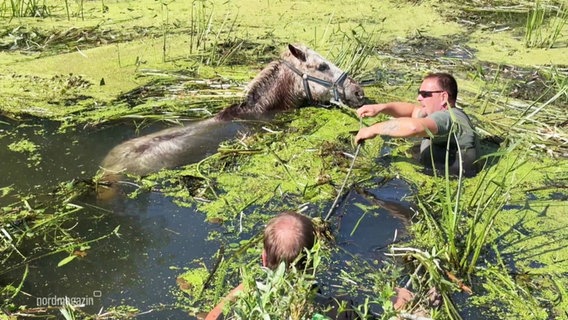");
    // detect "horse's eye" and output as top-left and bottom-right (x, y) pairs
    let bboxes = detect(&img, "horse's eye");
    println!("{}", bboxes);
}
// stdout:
(317, 63), (329, 72)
